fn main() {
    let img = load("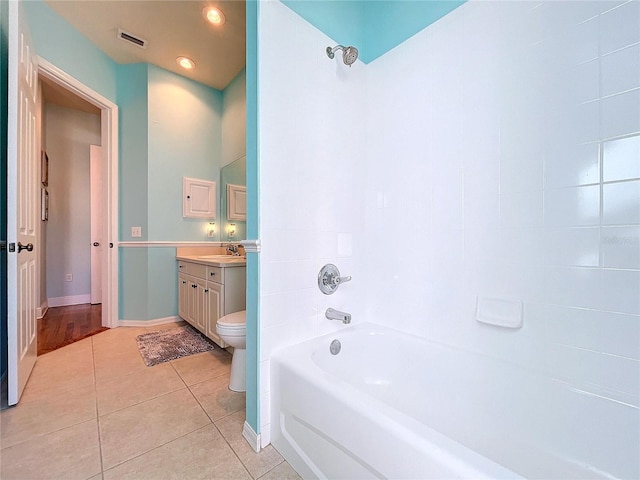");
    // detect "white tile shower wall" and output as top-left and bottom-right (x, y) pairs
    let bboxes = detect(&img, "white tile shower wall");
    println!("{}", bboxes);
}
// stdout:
(363, 1), (639, 477)
(258, 0), (638, 474)
(363, 0), (640, 353)
(257, 0), (367, 439)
